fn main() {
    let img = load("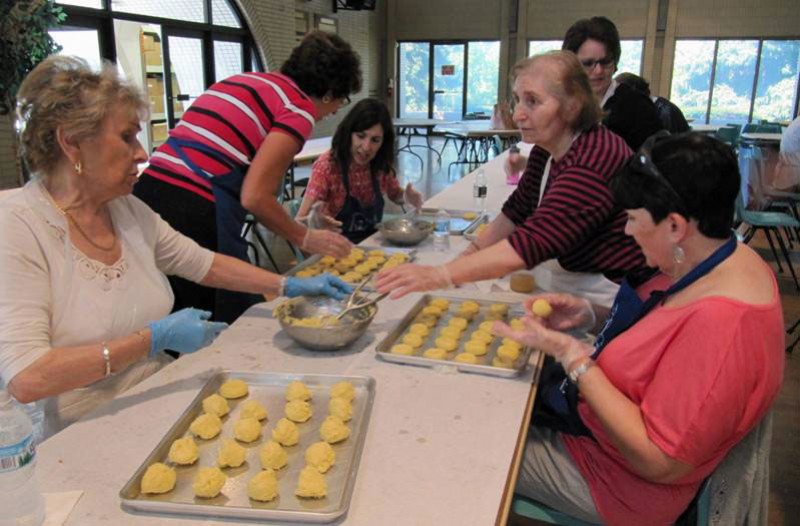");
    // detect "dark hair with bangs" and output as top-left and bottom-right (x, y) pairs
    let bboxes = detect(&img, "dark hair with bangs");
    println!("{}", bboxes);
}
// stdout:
(562, 16), (622, 66)
(331, 98), (396, 182)
(610, 133), (740, 239)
